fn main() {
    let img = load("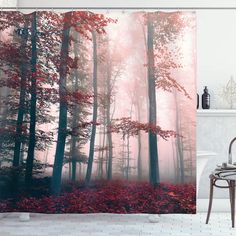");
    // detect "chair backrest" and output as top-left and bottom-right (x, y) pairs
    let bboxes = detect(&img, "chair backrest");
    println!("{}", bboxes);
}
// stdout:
(228, 137), (236, 164)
